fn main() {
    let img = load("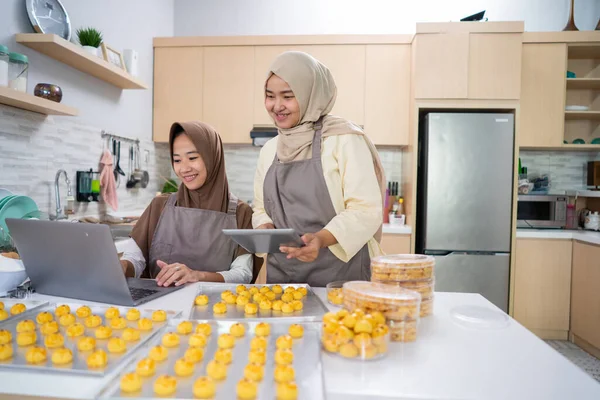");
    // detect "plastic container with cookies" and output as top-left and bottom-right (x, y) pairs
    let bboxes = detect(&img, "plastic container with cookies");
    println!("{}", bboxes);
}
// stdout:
(342, 281), (421, 322)
(389, 320), (418, 343)
(370, 254), (435, 282)
(326, 281), (344, 306)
